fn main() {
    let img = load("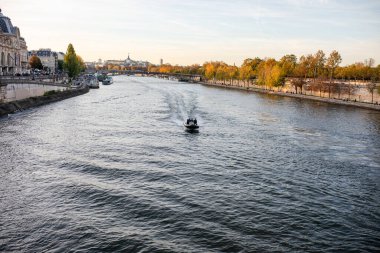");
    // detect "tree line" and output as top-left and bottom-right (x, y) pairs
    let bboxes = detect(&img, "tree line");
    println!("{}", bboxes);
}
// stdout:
(149, 50), (380, 102)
